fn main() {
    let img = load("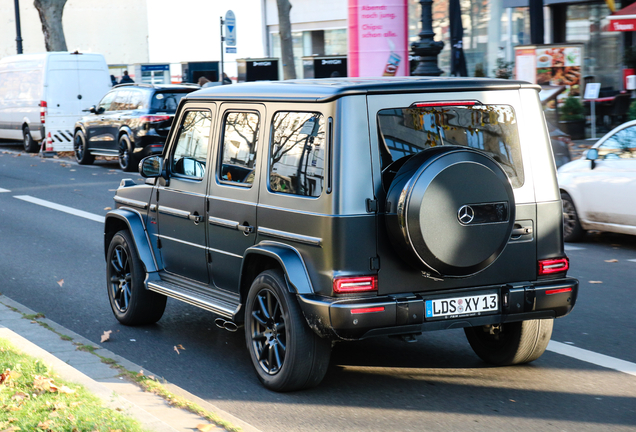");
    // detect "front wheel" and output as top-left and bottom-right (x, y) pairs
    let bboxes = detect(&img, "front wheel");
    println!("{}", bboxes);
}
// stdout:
(464, 319), (553, 366)
(106, 230), (166, 325)
(23, 125), (39, 153)
(118, 135), (138, 172)
(245, 269), (331, 392)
